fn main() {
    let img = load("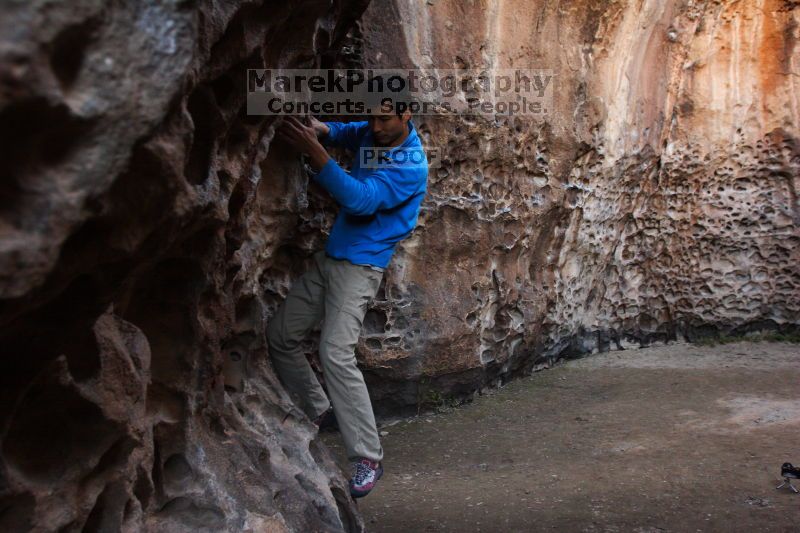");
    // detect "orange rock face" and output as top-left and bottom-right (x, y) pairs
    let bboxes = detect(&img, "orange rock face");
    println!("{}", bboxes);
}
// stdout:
(355, 0), (800, 411)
